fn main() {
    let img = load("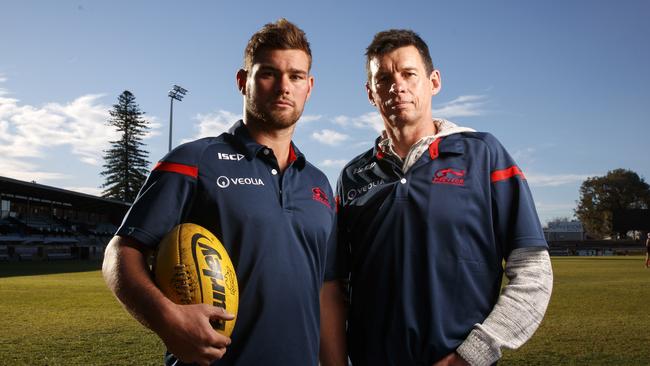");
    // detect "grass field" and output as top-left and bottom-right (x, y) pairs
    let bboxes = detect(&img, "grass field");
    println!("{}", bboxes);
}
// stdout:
(1, 257), (649, 365)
